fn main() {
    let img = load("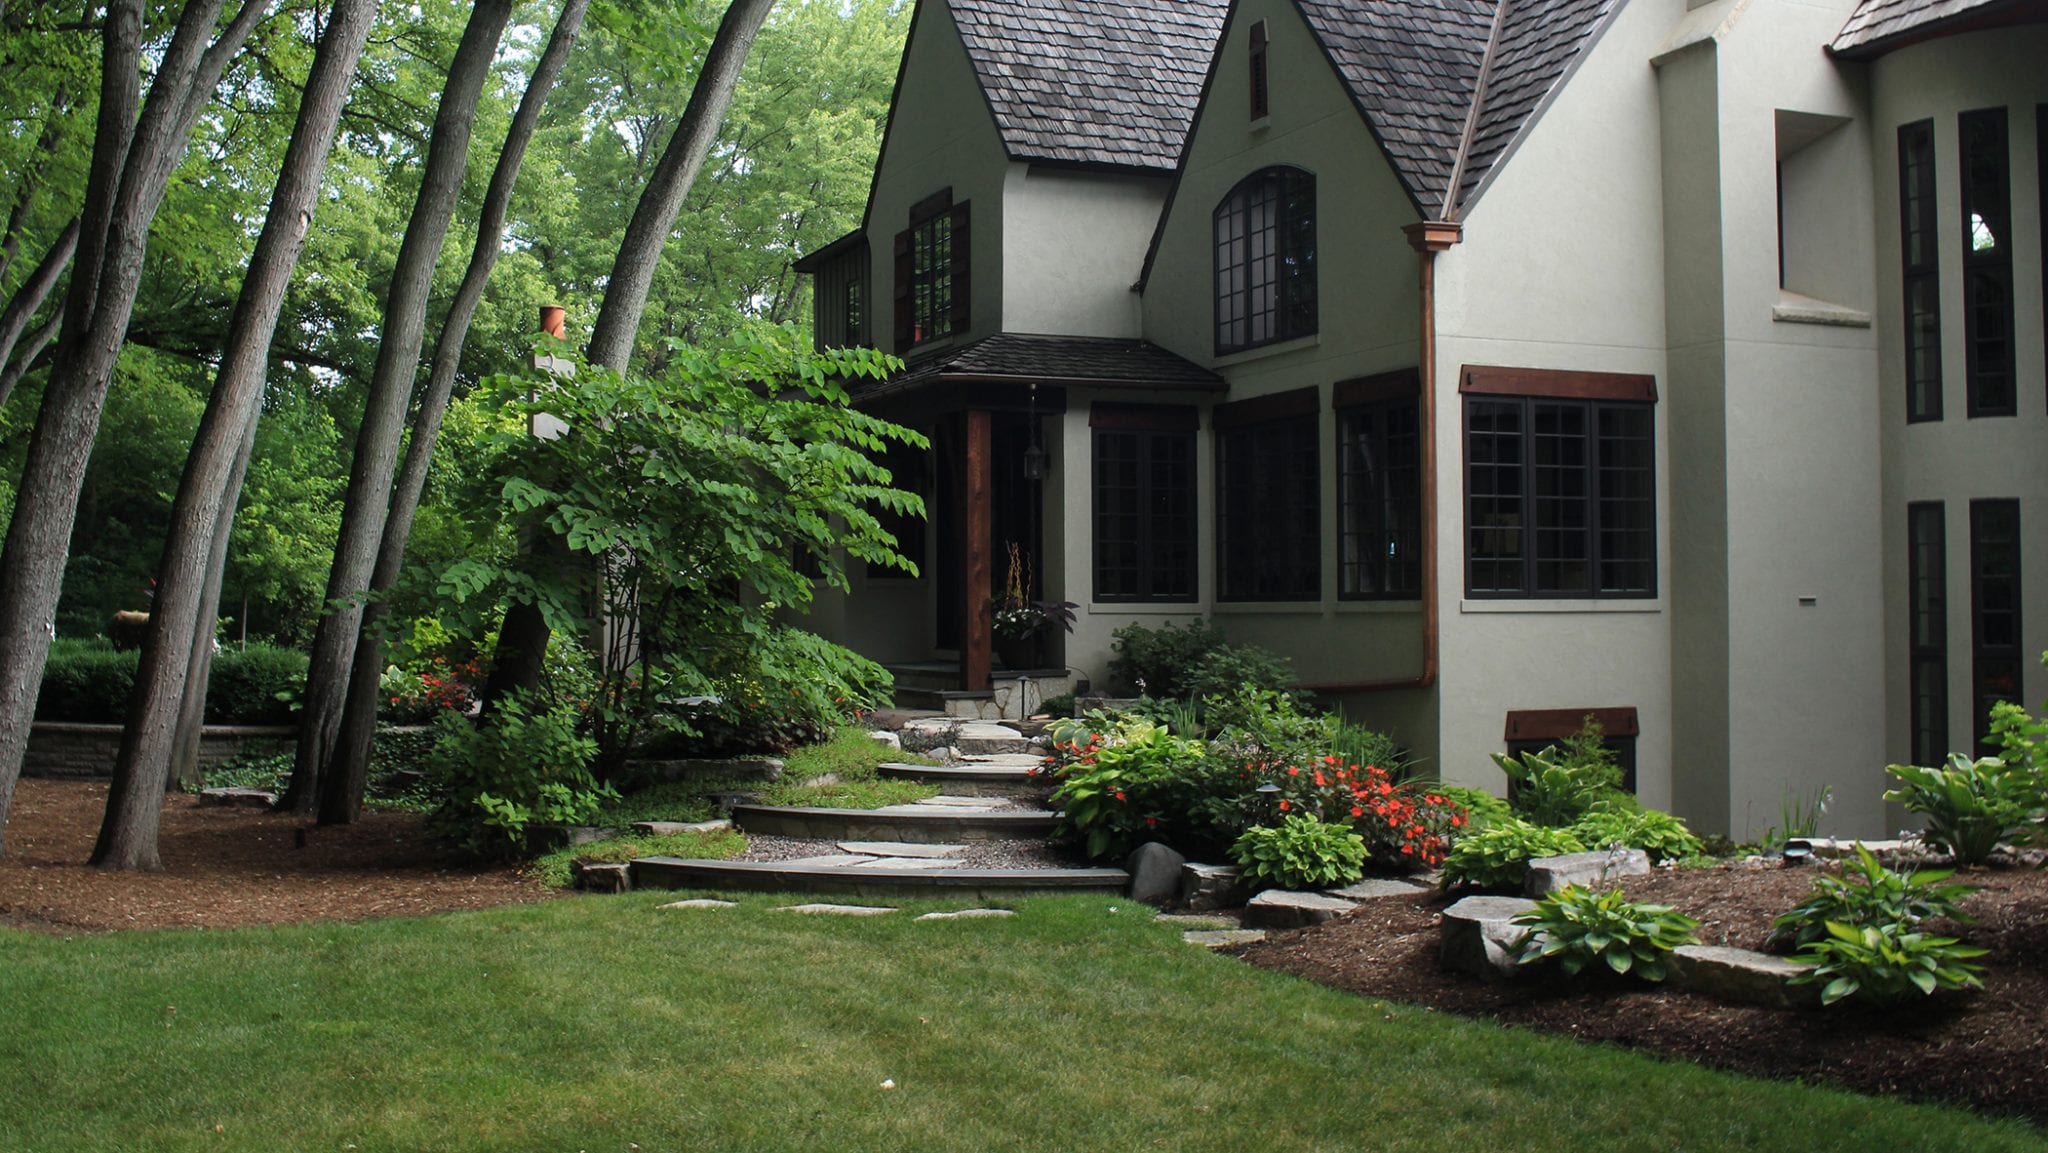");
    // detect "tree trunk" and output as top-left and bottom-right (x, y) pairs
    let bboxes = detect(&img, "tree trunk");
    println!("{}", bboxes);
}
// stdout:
(91, 0), (379, 870)
(0, 310), (60, 405)
(319, 0), (590, 825)
(165, 409), (259, 791)
(0, 0), (263, 857)
(282, 0), (514, 817)
(0, 217), (80, 399)
(483, 0), (779, 712)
